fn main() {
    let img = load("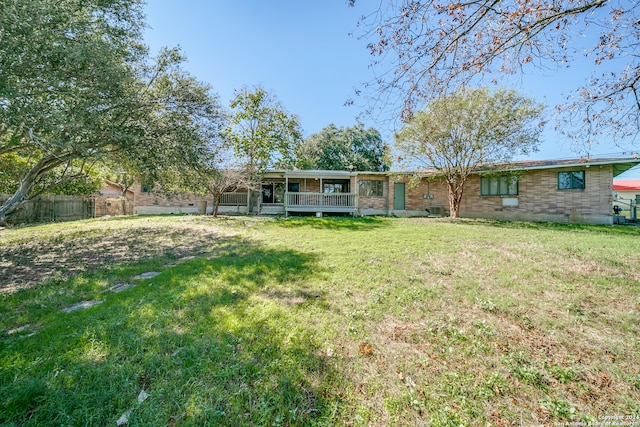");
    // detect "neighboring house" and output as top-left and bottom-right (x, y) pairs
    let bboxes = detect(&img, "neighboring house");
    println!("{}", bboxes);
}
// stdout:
(613, 179), (640, 202)
(94, 180), (134, 217)
(613, 178), (640, 220)
(131, 157), (640, 225)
